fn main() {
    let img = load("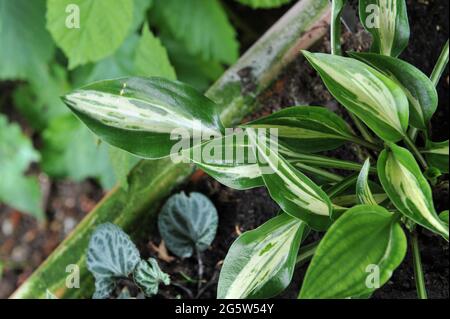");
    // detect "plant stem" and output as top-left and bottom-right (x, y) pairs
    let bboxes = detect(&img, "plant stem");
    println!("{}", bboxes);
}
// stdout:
(411, 232), (428, 299)
(296, 241), (319, 267)
(430, 40), (449, 87)
(330, 0), (344, 56)
(404, 135), (428, 170)
(294, 162), (343, 183)
(196, 249), (204, 294)
(350, 135), (382, 152)
(408, 127), (419, 142)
